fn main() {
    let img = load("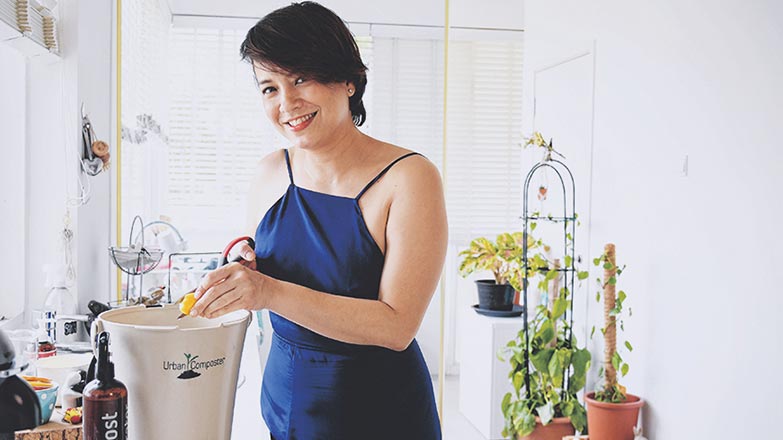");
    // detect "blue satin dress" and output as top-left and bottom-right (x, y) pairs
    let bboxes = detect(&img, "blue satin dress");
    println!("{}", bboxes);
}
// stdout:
(254, 149), (441, 440)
